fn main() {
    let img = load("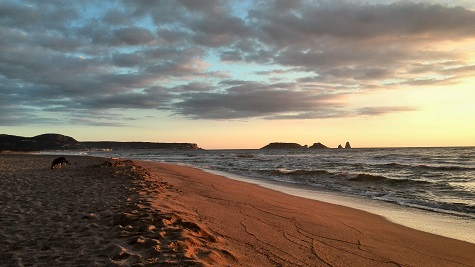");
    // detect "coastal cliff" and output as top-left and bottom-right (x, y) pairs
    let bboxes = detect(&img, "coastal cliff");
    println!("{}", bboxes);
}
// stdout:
(0, 134), (201, 151)
(82, 141), (200, 150)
